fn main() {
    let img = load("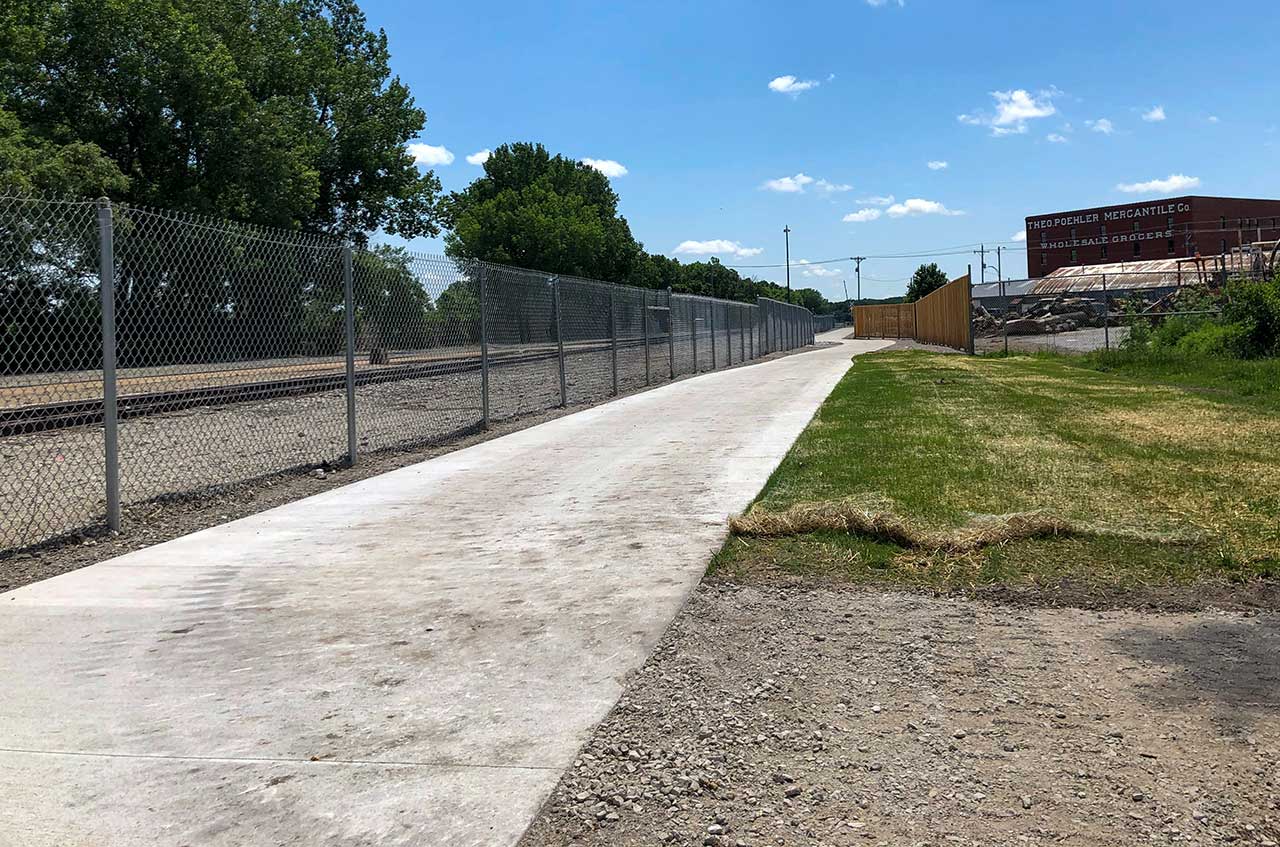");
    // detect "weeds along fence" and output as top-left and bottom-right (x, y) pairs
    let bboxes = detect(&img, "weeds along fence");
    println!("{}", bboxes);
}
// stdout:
(0, 194), (816, 554)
